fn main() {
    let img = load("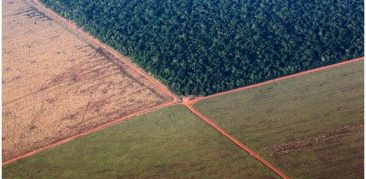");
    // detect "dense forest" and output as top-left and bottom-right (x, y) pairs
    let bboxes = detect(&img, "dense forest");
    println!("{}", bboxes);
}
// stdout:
(41, 0), (363, 96)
